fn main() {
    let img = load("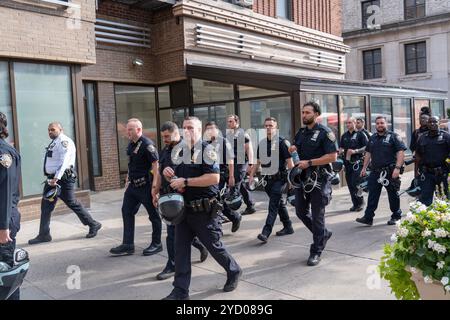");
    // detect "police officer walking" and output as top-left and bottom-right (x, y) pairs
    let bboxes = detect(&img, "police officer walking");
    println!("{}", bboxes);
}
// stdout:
(291, 102), (337, 266)
(356, 116), (406, 226)
(110, 118), (162, 256)
(205, 121), (242, 233)
(162, 117), (241, 300)
(356, 118), (371, 142)
(339, 117), (368, 211)
(0, 112), (23, 300)
(153, 121), (208, 280)
(410, 113), (430, 176)
(415, 116), (450, 205)
(29, 122), (102, 244)
(226, 115), (256, 215)
(249, 117), (294, 243)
